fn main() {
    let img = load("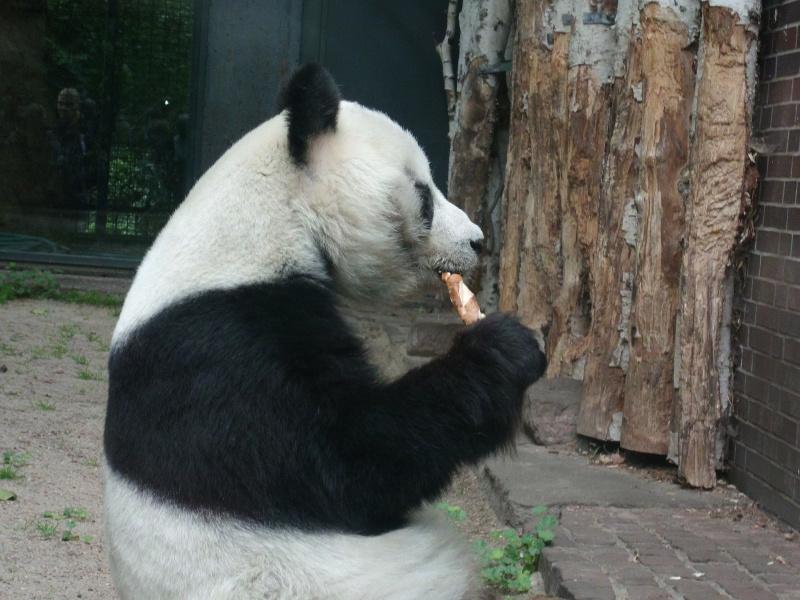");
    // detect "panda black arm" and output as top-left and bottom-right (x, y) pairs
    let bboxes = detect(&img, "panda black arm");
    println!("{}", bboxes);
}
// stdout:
(330, 314), (545, 530)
